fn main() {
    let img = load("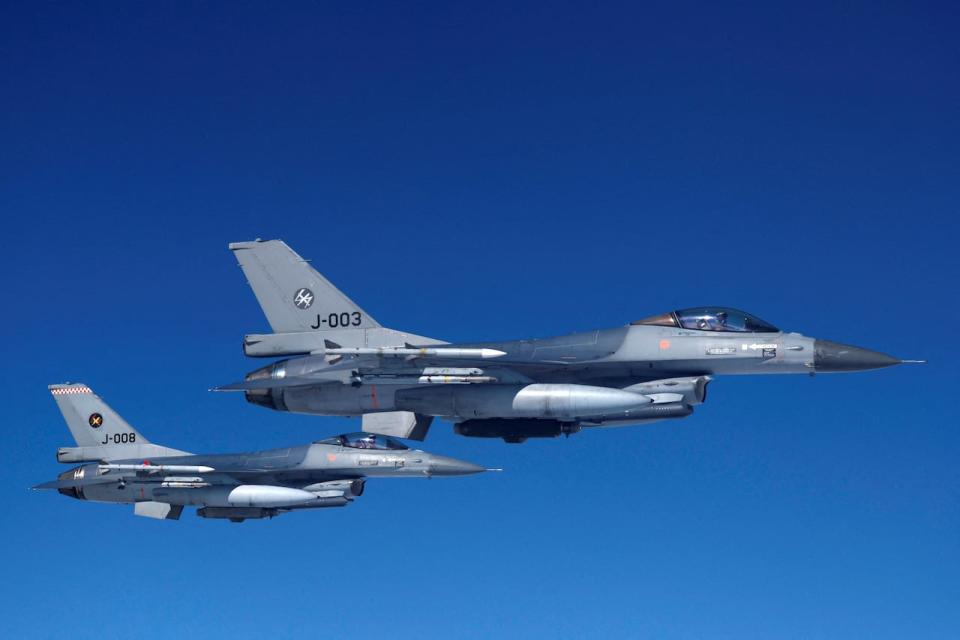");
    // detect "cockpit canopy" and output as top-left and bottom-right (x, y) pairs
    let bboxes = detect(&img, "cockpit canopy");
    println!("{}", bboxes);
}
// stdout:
(632, 307), (779, 333)
(315, 432), (409, 451)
